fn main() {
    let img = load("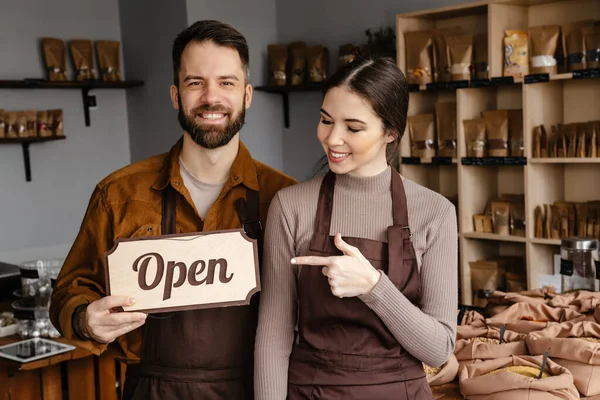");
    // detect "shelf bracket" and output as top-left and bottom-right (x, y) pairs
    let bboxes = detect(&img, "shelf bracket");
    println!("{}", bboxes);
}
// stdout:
(282, 92), (289, 129)
(81, 88), (97, 127)
(22, 143), (32, 182)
